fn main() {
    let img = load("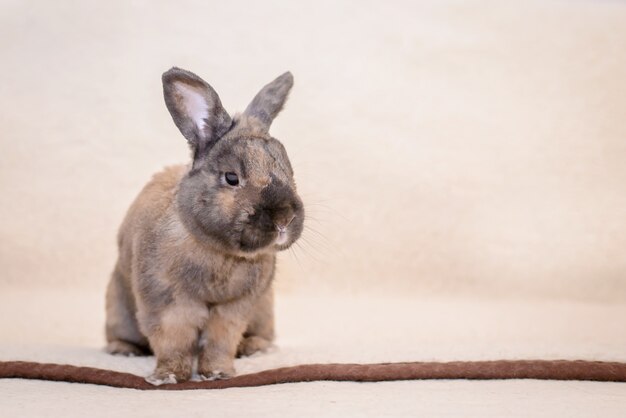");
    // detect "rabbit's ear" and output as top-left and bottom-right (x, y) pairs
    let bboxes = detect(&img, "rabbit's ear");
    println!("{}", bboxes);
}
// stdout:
(243, 72), (293, 131)
(162, 68), (232, 165)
